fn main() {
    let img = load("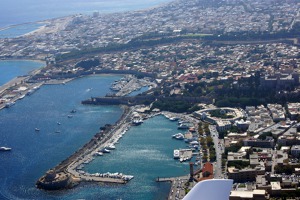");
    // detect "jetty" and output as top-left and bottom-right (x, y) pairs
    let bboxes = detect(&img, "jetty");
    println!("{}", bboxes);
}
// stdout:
(36, 106), (135, 190)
